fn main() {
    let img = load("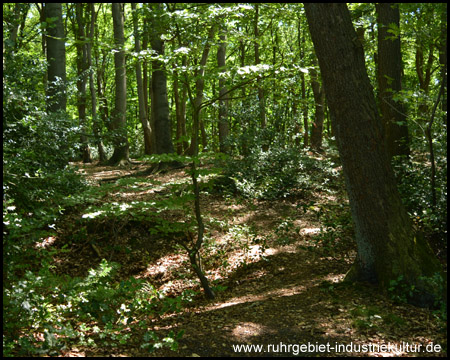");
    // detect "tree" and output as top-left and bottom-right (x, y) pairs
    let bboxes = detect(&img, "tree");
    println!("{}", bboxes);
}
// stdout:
(296, 15), (309, 148)
(73, 3), (92, 163)
(376, 3), (409, 158)
(45, 3), (66, 113)
(150, 4), (175, 156)
(217, 20), (230, 154)
(131, 3), (153, 155)
(254, 4), (267, 149)
(94, 8), (111, 159)
(3, 3), (30, 71)
(309, 66), (325, 150)
(186, 24), (217, 156)
(86, 3), (107, 162)
(304, 3), (442, 307)
(108, 3), (129, 165)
